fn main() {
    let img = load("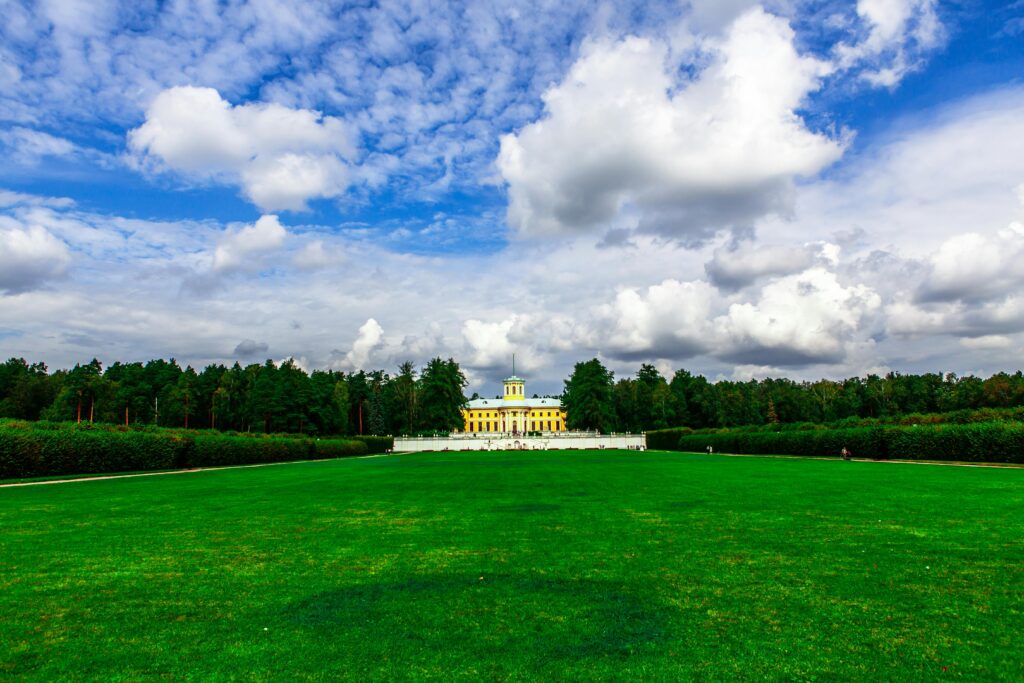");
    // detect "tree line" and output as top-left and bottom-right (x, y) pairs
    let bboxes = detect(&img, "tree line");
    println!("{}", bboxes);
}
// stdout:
(563, 359), (1024, 432)
(0, 357), (466, 436)
(4, 354), (1024, 435)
